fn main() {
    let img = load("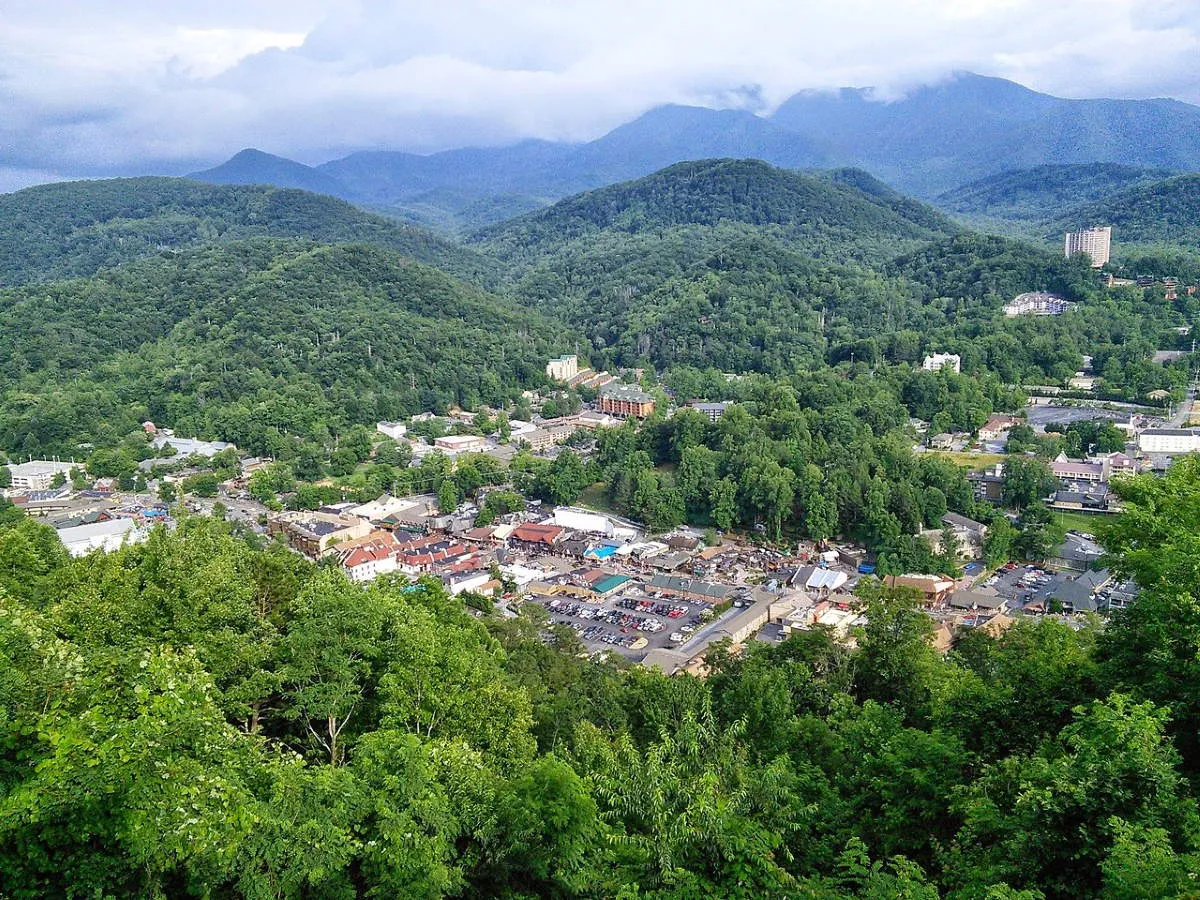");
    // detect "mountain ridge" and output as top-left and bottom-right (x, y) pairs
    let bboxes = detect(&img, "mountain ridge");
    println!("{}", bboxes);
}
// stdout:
(181, 72), (1200, 229)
